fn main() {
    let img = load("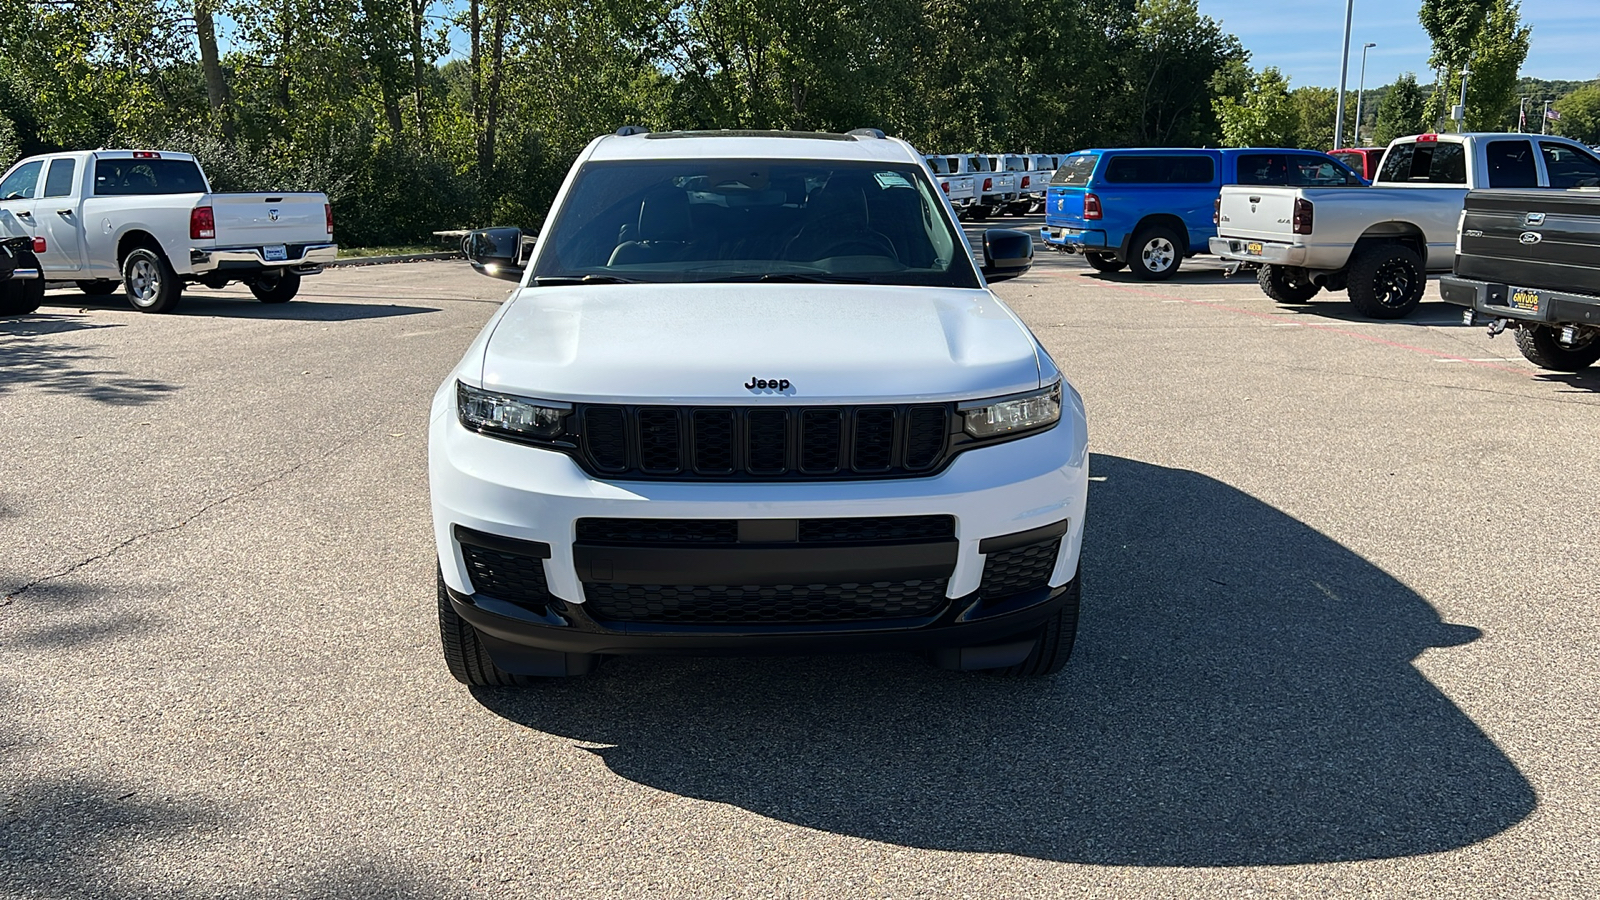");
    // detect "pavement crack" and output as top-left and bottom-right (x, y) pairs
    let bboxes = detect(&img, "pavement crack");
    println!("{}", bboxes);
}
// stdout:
(2, 434), (365, 607)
